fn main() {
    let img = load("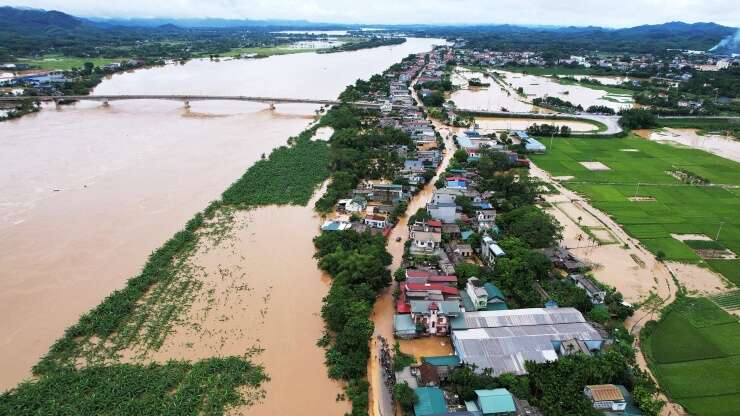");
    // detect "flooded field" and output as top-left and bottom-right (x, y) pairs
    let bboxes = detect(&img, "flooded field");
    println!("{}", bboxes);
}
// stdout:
(0, 37), (444, 391)
(474, 116), (598, 133)
(140, 194), (351, 415)
(450, 67), (634, 113)
(639, 128), (740, 163)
